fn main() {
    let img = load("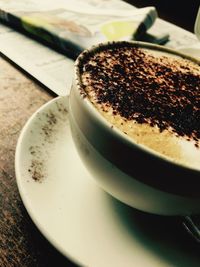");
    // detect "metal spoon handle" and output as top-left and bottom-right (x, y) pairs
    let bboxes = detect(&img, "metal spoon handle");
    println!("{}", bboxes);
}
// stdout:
(182, 215), (200, 243)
